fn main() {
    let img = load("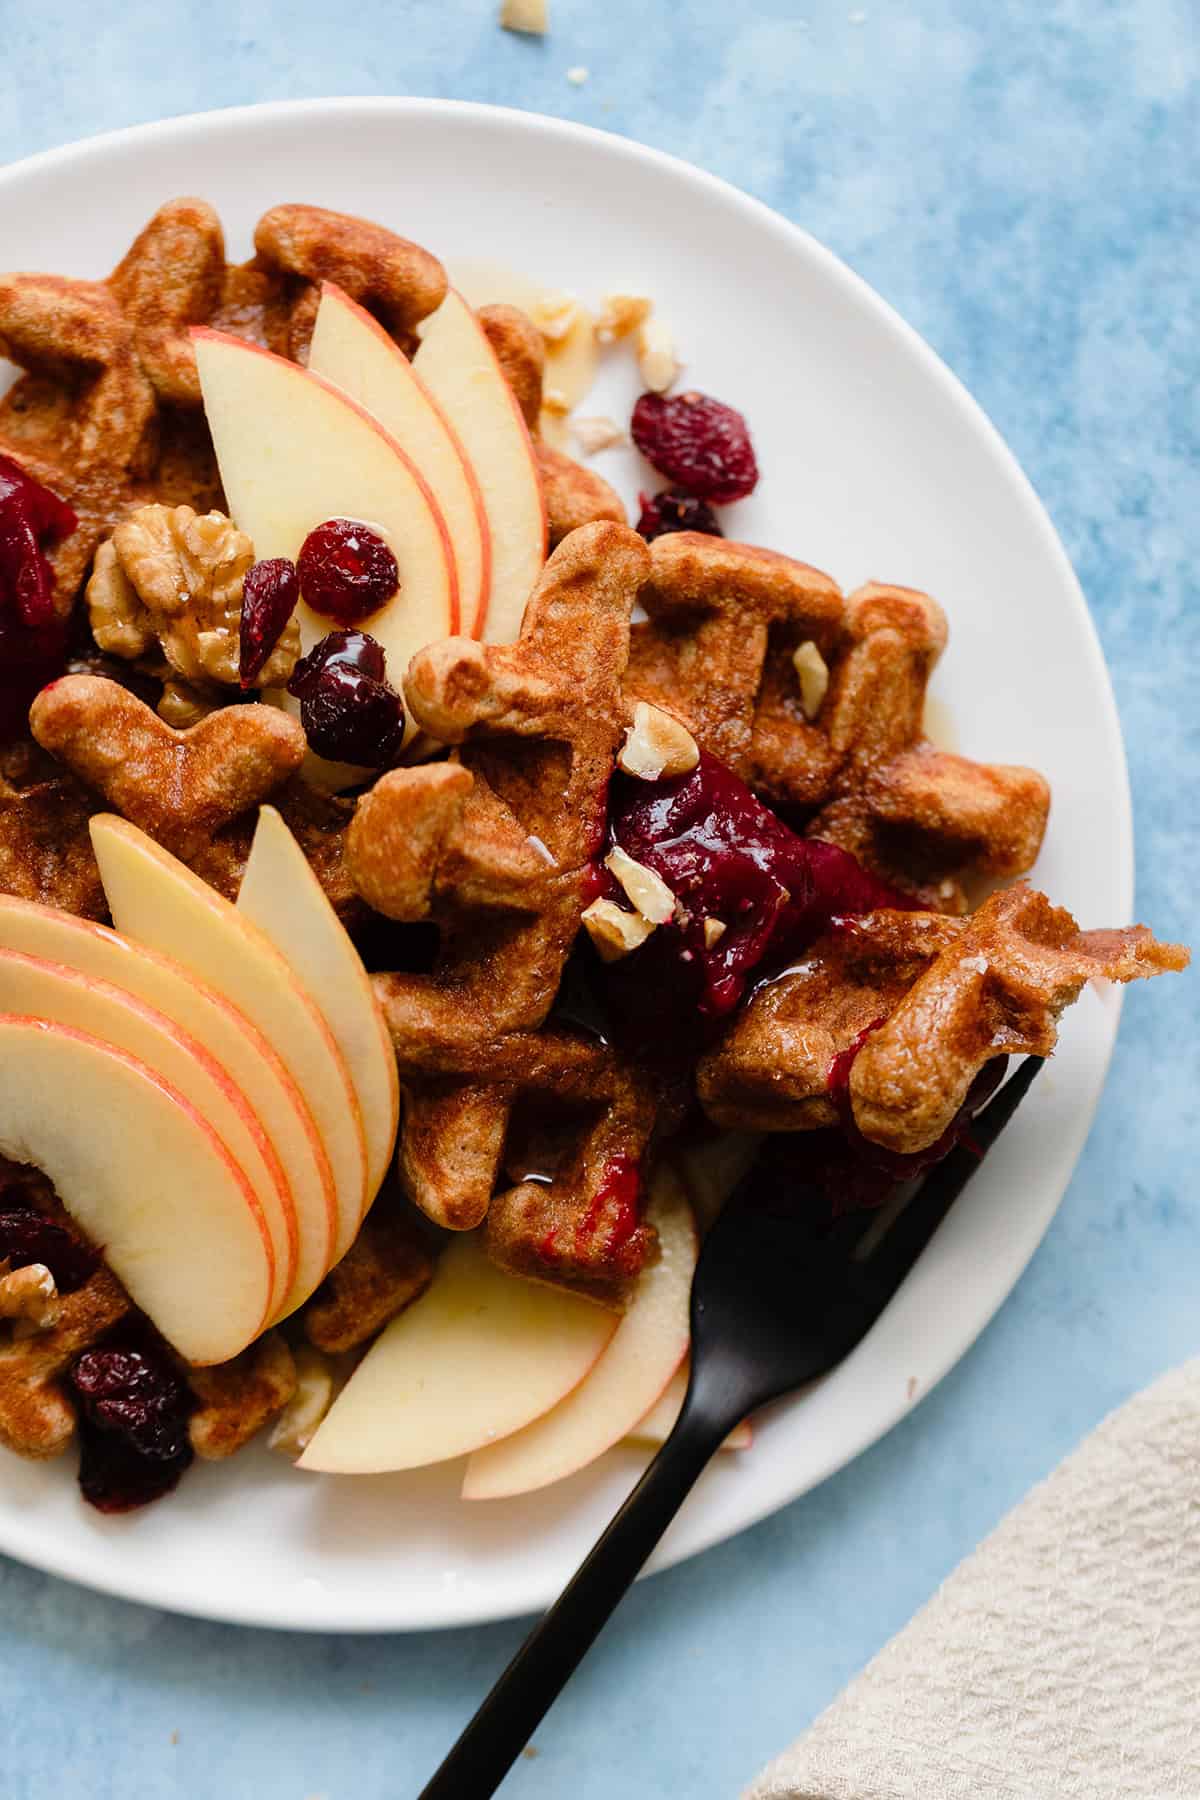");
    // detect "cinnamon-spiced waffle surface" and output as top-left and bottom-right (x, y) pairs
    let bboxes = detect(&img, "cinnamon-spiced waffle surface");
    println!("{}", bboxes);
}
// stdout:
(698, 885), (1188, 1149)
(348, 521), (662, 1301)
